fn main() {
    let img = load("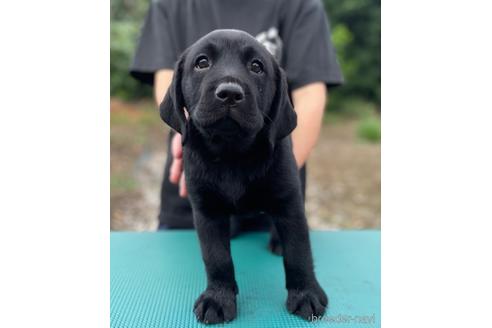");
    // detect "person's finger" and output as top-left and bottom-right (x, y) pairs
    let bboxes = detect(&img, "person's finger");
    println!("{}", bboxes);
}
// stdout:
(179, 173), (188, 197)
(169, 158), (182, 184)
(171, 133), (183, 159)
